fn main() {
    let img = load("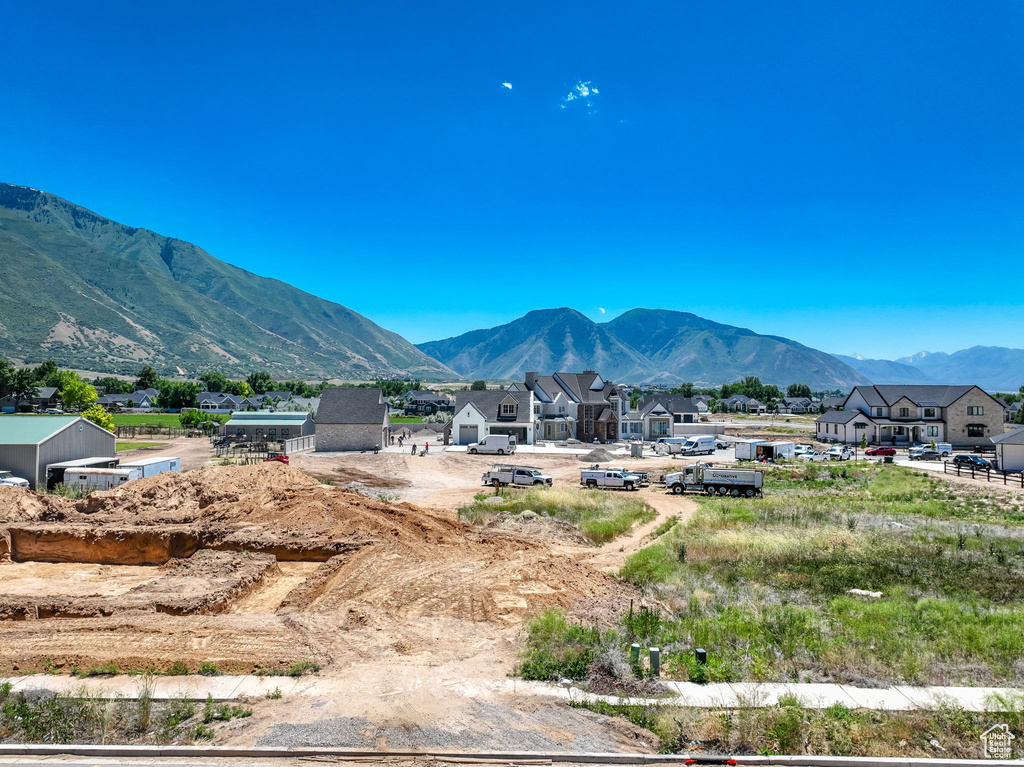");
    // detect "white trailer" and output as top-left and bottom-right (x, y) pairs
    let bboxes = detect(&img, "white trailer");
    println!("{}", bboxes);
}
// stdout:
(662, 463), (763, 497)
(481, 464), (552, 487)
(756, 441), (795, 461)
(118, 456), (181, 477)
(64, 467), (143, 491)
(734, 439), (765, 461)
